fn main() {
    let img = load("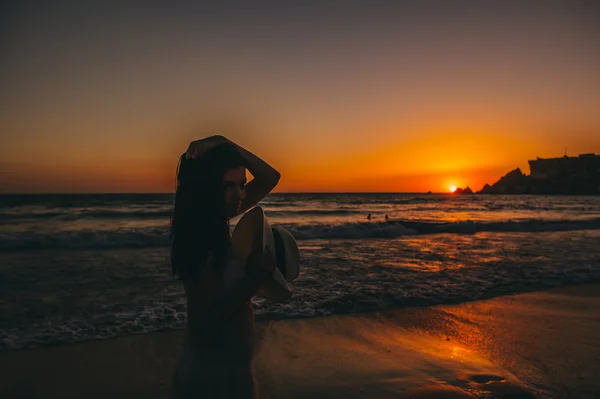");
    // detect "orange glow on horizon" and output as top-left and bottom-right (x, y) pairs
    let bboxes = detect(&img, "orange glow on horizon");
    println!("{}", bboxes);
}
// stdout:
(0, 123), (597, 194)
